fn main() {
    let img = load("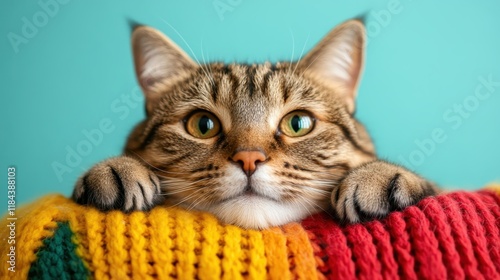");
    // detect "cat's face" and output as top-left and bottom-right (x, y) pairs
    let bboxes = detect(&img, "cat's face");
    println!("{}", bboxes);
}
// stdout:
(125, 20), (376, 229)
